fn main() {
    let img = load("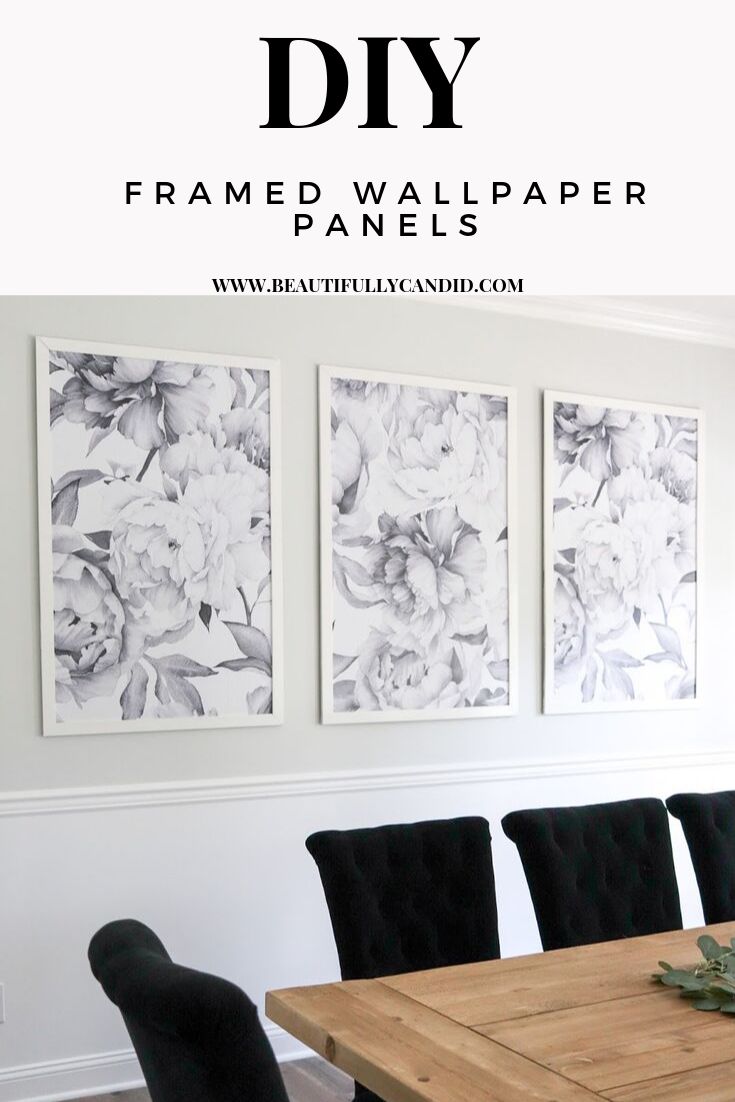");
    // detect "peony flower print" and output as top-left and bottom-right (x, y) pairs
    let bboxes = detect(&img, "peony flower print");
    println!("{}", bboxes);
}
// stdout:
(547, 392), (699, 711)
(323, 367), (513, 720)
(109, 495), (209, 646)
(38, 340), (279, 733)
(363, 508), (488, 650)
(53, 526), (127, 706)
(54, 354), (216, 451)
(649, 447), (697, 504)
(553, 571), (591, 683)
(329, 390), (385, 546)
(572, 515), (640, 637)
(553, 404), (656, 487)
(383, 386), (507, 530)
(352, 632), (467, 712)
